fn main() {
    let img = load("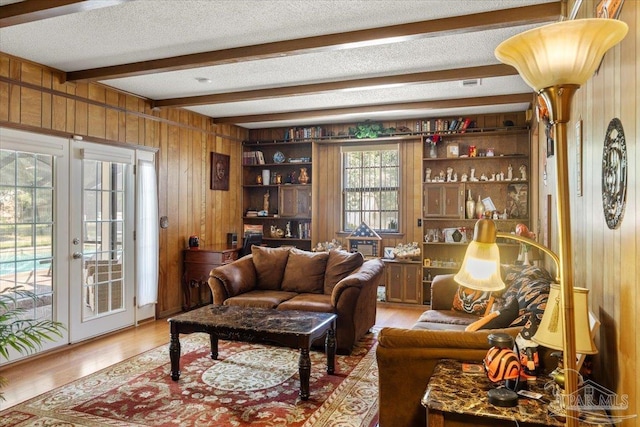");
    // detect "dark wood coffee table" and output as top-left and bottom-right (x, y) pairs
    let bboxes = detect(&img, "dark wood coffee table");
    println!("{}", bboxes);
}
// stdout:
(167, 304), (337, 400)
